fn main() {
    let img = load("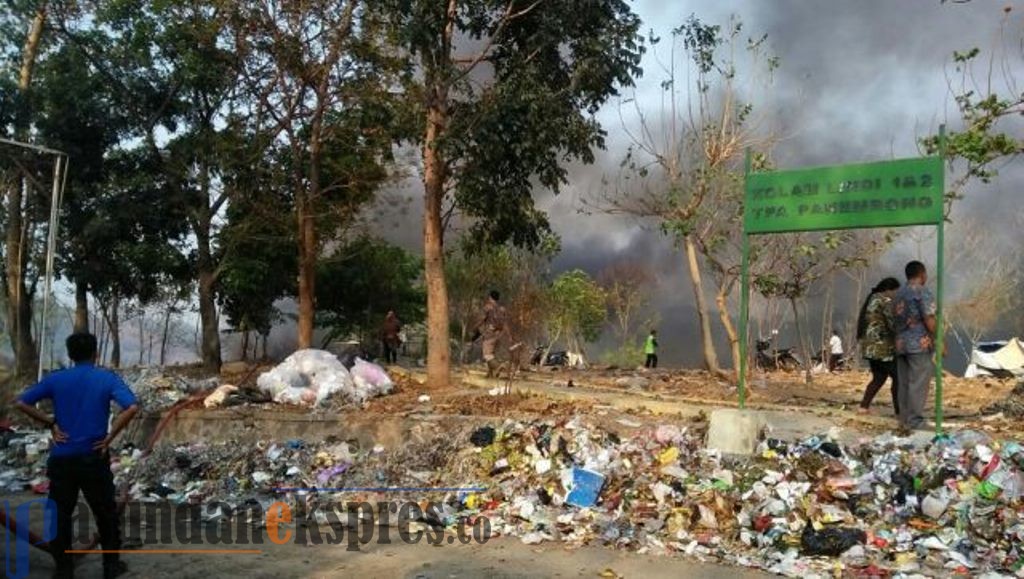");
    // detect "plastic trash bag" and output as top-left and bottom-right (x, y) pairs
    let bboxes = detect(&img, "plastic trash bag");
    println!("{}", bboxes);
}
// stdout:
(799, 525), (866, 557)
(349, 358), (394, 402)
(257, 349), (371, 407)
